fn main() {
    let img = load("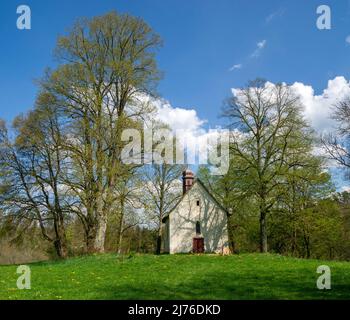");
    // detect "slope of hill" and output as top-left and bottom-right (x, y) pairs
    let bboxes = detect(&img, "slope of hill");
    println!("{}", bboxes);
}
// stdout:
(0, 254), (349, 300)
